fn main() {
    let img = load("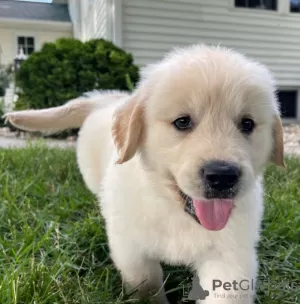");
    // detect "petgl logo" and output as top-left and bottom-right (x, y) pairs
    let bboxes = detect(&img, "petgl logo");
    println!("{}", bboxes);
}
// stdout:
(213, 279), (255, 291)
(182, 276), (257, 302)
